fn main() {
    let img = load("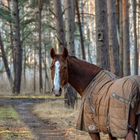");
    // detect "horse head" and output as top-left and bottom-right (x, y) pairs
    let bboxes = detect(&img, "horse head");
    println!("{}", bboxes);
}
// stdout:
(50, 47), (68, 96)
